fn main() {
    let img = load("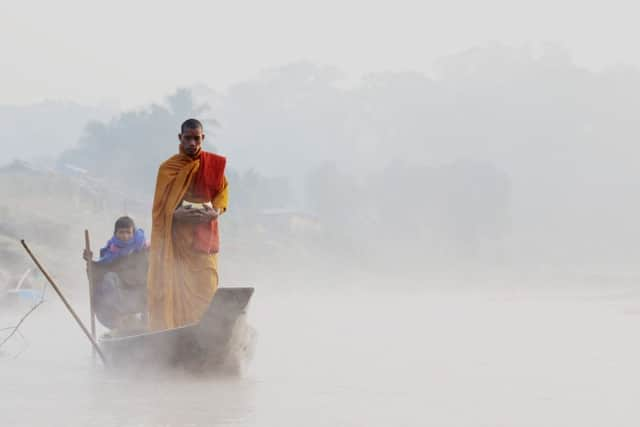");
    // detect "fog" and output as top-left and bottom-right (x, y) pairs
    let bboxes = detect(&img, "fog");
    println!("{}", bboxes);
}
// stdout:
(2, 3), (640, 426)
(2, 290), (640, 426)
(3, 1), (640, 107)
